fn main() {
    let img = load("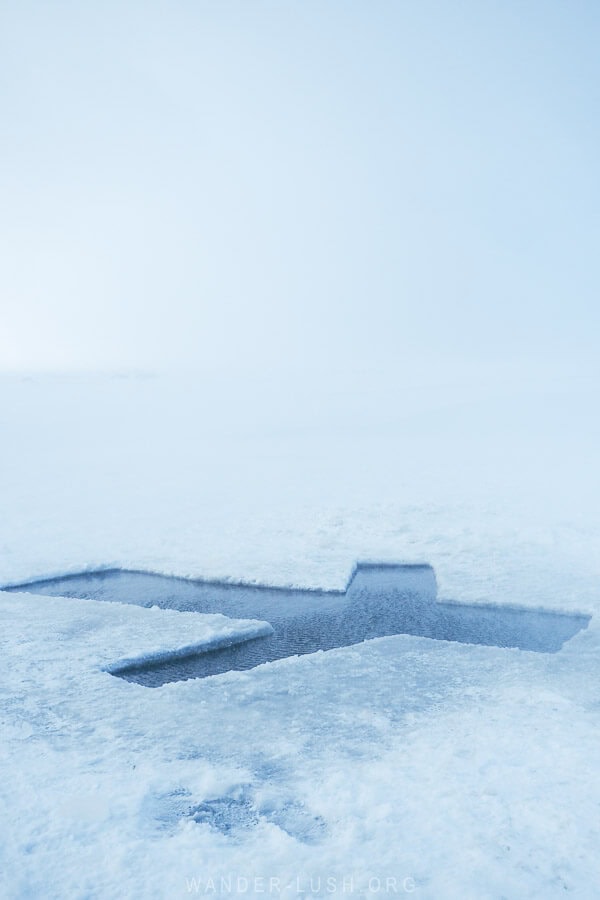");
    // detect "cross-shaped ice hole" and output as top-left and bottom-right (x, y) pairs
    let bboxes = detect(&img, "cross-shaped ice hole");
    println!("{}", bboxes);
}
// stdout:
(6, 563), (590, 687)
